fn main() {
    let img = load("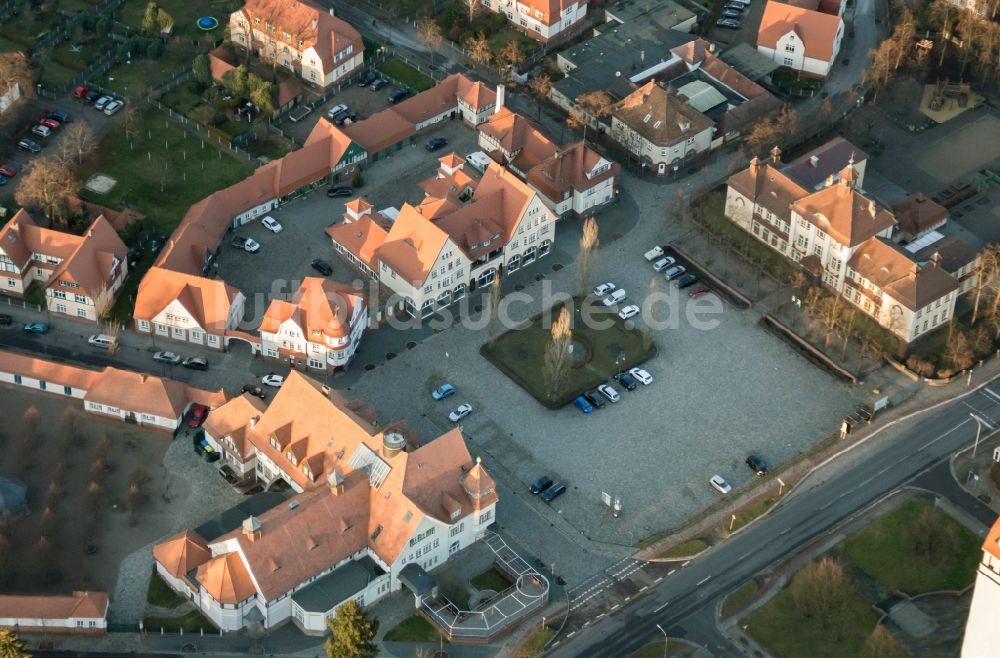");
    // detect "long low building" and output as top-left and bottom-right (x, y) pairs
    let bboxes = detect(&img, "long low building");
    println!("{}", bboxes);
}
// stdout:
(0, 591), (108, 634)
(0, 350), (228, 431)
